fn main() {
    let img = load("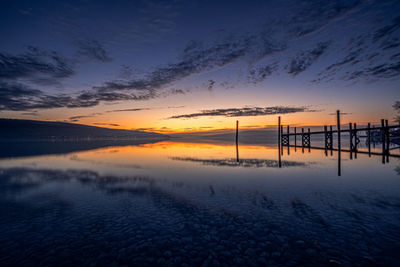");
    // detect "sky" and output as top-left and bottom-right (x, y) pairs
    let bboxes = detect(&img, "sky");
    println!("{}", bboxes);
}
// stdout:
(0, 0), (399, 133)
